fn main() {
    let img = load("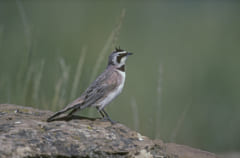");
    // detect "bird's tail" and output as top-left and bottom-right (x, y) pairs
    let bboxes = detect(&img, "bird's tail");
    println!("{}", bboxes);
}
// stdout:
(47, 109), (66, 122)
(47, 104), (80, 122)
(47, 97), (90, 122)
